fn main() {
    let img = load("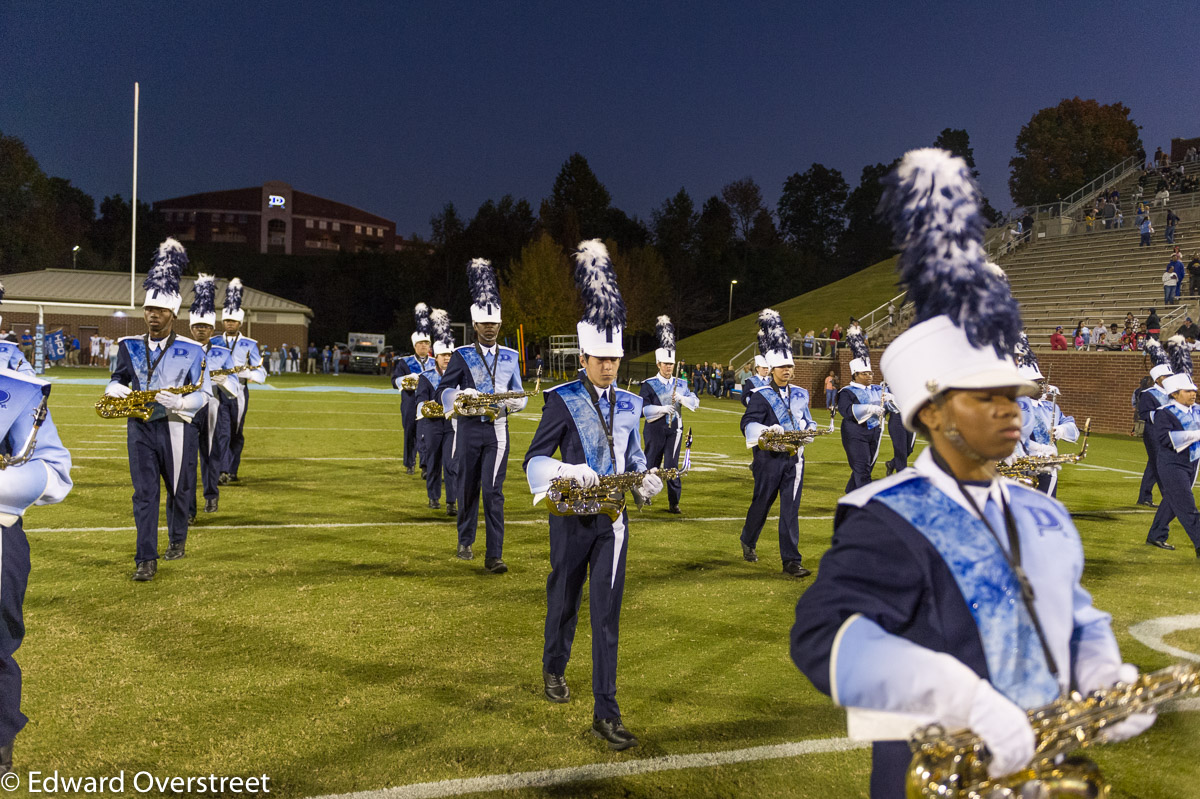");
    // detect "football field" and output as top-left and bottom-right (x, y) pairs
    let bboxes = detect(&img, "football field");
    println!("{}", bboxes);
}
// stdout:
(15, 369), (1200, 798)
